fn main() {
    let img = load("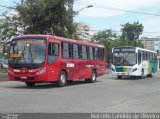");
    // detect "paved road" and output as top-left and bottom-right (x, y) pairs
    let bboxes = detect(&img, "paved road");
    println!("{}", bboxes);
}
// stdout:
(0, 74), (160, 113)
